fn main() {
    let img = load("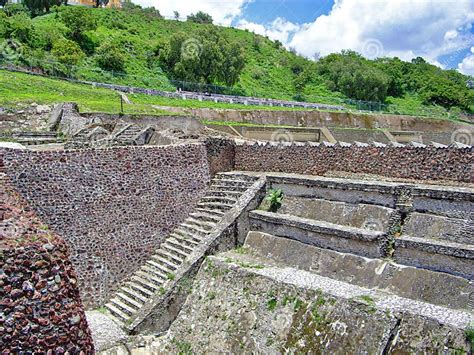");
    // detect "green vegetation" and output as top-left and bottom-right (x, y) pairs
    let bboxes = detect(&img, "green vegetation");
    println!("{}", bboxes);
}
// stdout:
(0, 4), (472, 119)
(266, 189), (284, 213)
(266, 296), (278, 311)
(466, 325), (474, 343)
